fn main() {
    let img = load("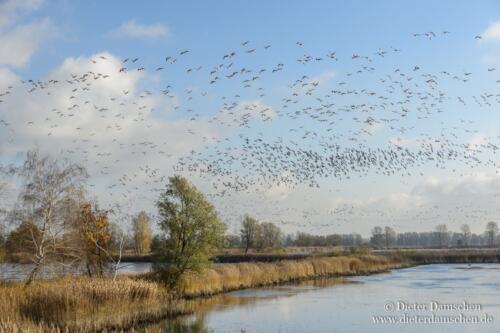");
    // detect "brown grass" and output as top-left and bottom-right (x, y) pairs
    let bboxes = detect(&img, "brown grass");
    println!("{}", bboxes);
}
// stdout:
(0, 277), (186, 332)
(178, 255), (404, 297)
(0, 255), (406, 332)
